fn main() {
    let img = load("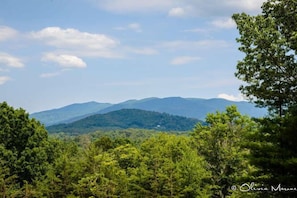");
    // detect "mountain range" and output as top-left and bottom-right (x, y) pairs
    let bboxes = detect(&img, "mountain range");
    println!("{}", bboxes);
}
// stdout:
(46, 109), (201, 134)
(30, 97), (267, 126)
